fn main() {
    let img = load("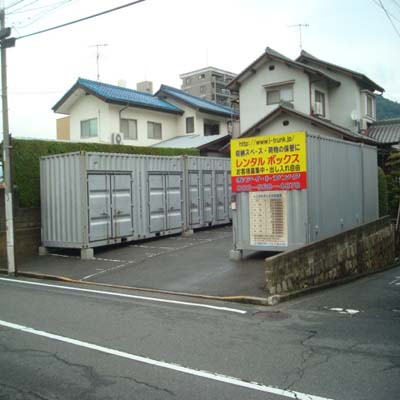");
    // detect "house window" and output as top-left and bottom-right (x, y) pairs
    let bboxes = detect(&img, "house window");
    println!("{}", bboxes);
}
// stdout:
(185, 78), (191, 85)
(366, 95), (374, 117)
(199, 73), (205, 80)
(266, 85), (293, 105)
(314, 90), (326, 117)
(120, 118), (137, 140)
(204, 120), (220, 136)
(200, 85), (206, 93)
(186, 117), (194, 133)
(147, 121), (162, 139)
(80, 118), (97, 138)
